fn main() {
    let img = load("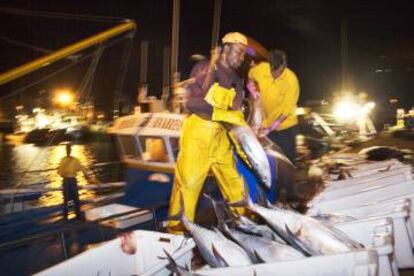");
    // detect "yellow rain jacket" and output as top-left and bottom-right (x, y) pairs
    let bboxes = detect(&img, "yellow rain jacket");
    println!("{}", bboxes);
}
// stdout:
(248, 62), (300, 130)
